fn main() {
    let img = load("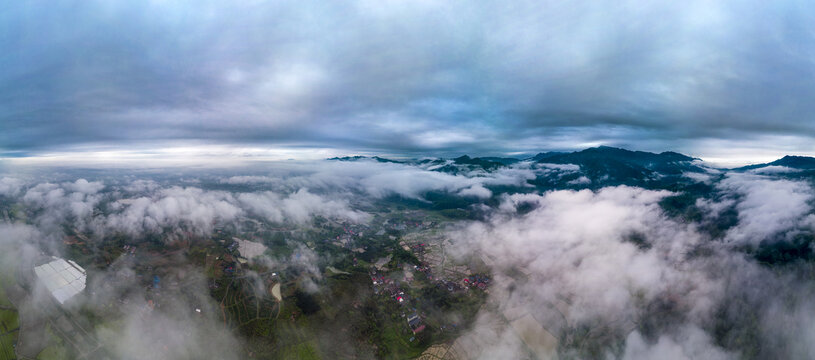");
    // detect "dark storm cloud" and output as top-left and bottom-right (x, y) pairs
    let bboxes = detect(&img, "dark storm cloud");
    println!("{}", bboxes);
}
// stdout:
(3, 0), (815, 156)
